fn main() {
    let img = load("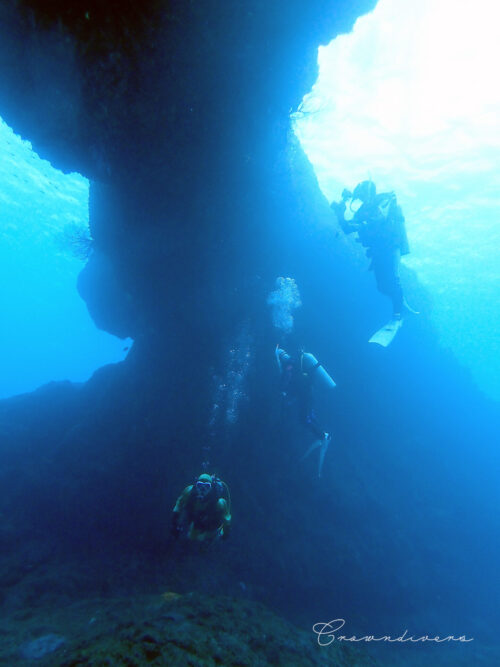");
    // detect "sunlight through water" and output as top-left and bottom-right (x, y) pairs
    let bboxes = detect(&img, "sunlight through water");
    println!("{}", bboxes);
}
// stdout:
(294, 0), (500, 401)
(0, 118), (131, 399)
